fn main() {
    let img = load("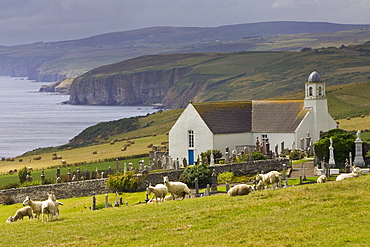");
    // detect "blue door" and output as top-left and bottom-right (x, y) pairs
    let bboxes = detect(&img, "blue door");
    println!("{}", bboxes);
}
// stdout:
(188, 150), (194, 165)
